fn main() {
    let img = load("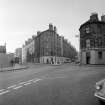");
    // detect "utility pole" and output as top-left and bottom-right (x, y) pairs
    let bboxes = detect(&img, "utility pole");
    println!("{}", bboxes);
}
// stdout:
(75, 34), (81, 65)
